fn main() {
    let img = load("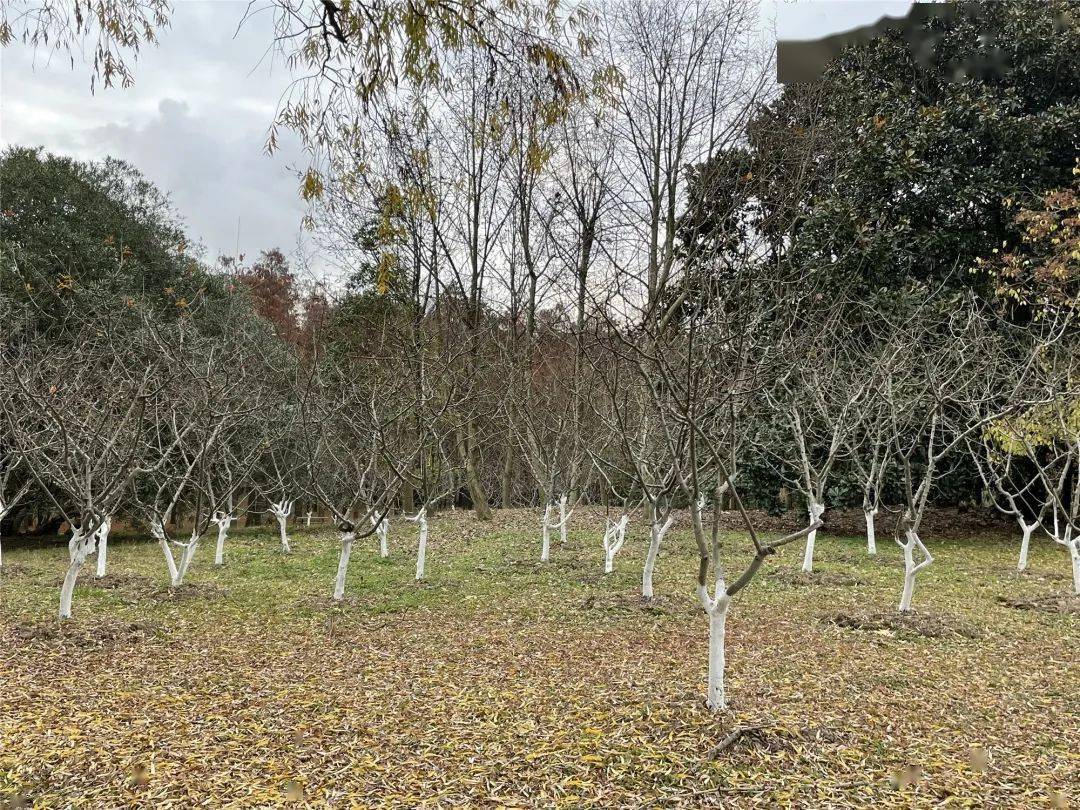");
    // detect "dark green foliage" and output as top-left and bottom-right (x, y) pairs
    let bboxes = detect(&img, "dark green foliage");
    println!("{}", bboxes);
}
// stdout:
(687, 0), (1080, 296)
(0, 146), (231, 335)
